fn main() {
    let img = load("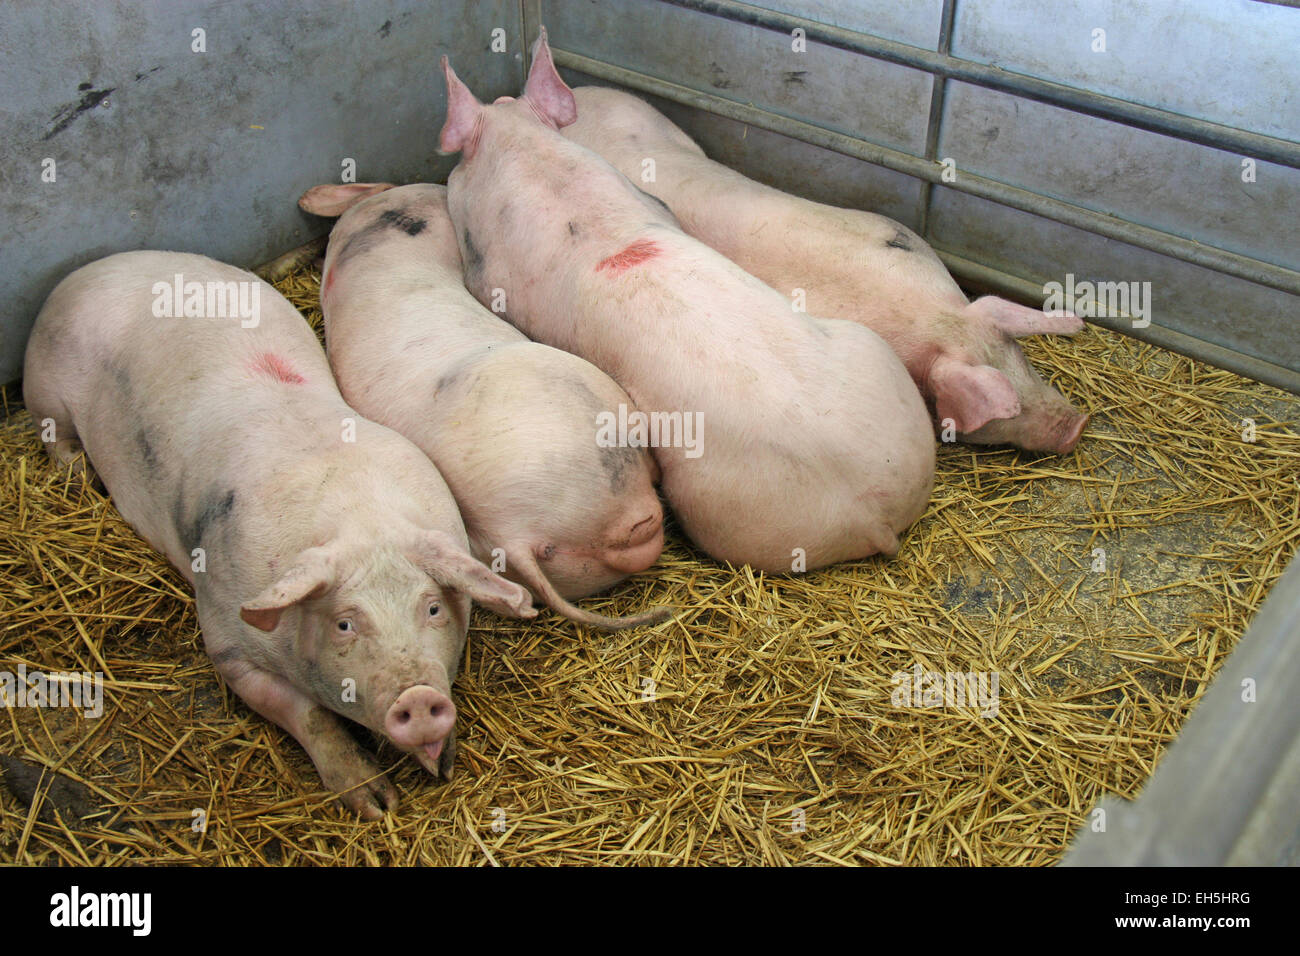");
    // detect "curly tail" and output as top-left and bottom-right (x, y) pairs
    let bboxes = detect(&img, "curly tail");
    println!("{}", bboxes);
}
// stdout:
(508, 548), (672, 631)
